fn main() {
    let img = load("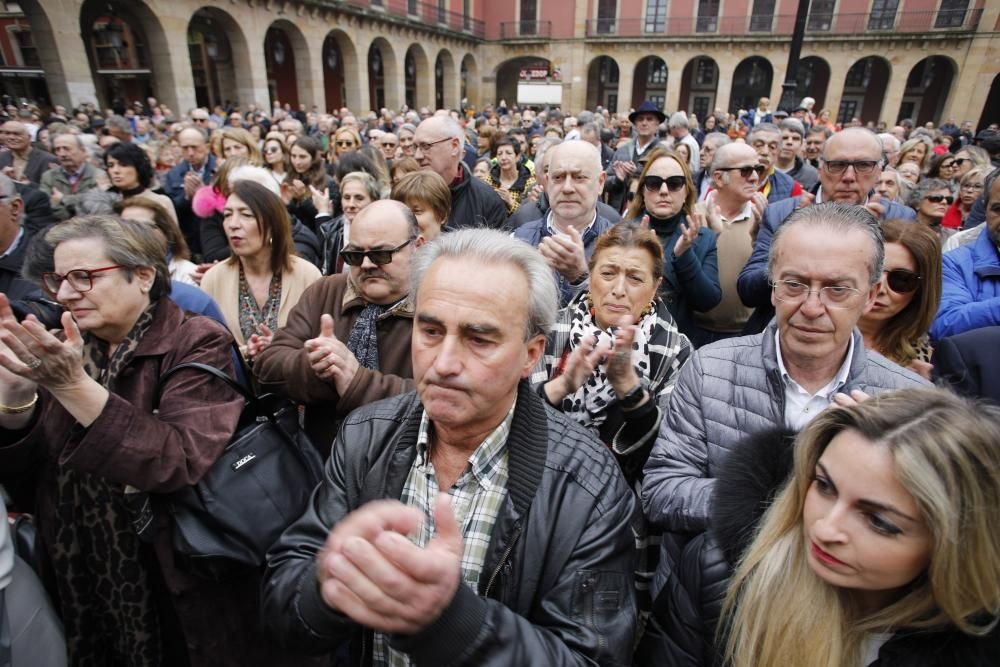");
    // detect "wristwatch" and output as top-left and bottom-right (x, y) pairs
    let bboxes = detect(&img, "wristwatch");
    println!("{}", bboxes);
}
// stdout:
(619, 383), (647, 411)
